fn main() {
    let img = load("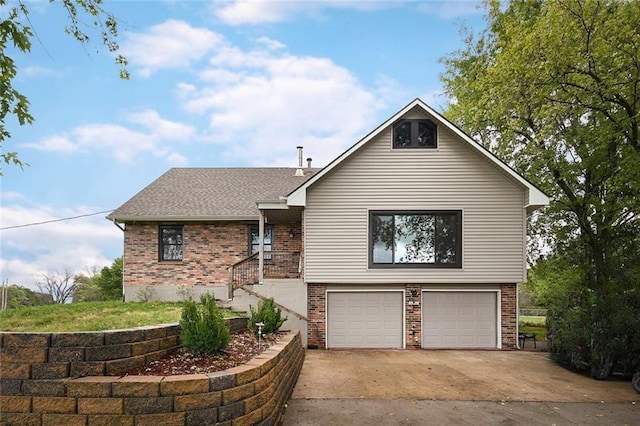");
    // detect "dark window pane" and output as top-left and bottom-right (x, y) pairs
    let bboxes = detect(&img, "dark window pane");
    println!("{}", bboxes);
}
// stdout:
(160, 226), (183, 261)
(435, 214), (458, 264)
(394, 122), (412, 147)
(394, 215), (435, 263)
(250, 226), (273, 257)
(370, 211), (460, 268)
(372, 215), (393, 263)
(417, 121), (436, 147)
